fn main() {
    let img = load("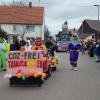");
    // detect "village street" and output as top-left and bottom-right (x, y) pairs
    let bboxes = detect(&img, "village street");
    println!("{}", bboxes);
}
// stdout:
(0, 53), (100, 100)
